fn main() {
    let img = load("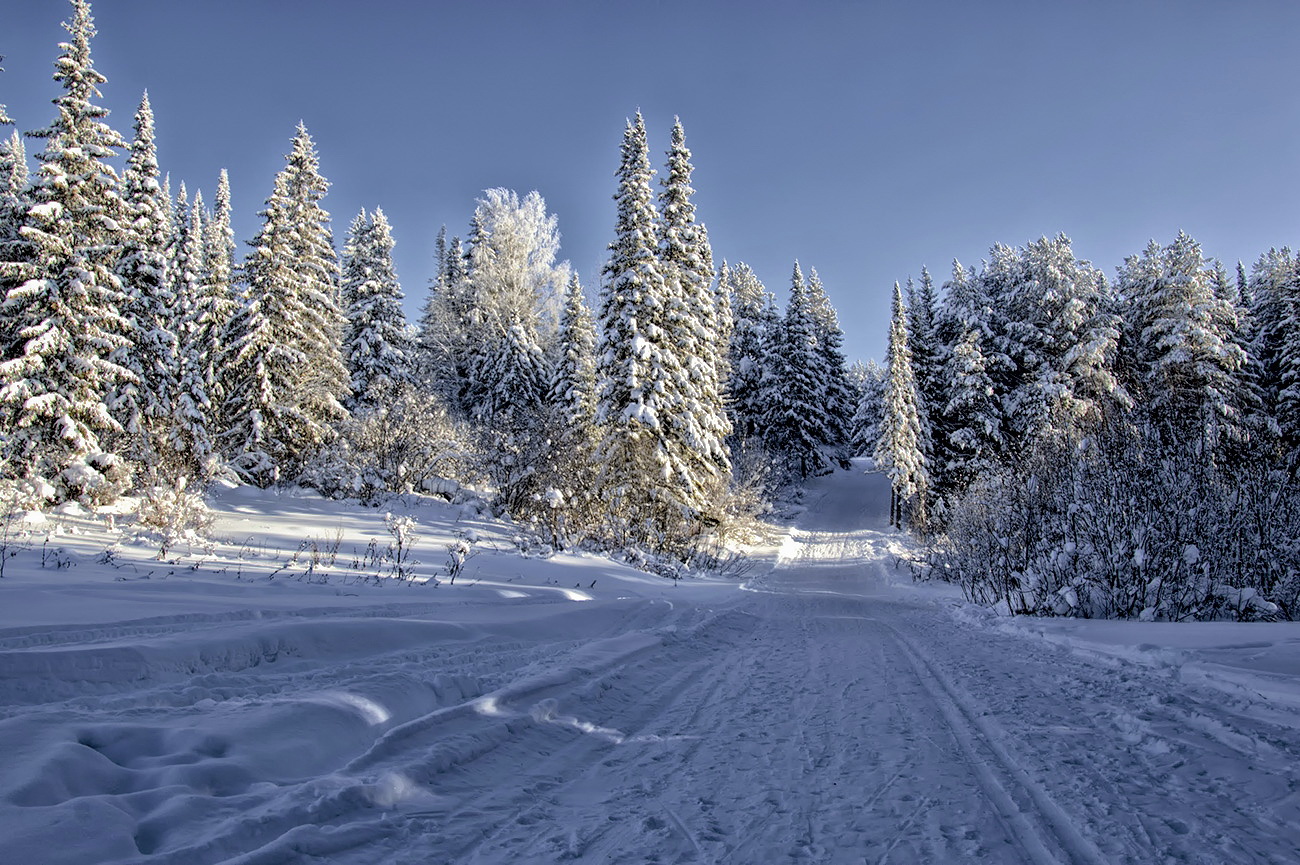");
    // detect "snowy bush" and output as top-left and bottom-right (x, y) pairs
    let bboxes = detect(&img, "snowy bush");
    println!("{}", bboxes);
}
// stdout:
(299, 387), (474, 502)
(933, 419), (1300, 621)
(135, 476), (214, 557)
(59, 453), (133, 507)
